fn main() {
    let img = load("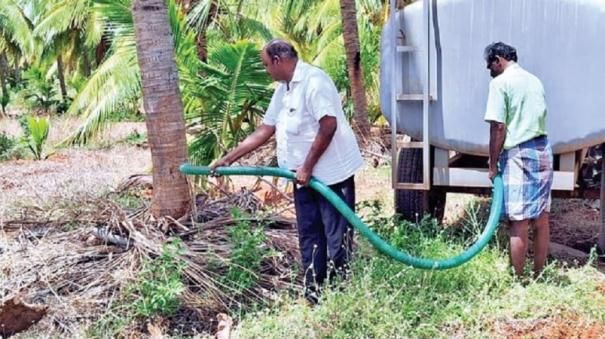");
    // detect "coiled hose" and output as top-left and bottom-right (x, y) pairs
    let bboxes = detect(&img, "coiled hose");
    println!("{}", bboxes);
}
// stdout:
(180, 164), (503, 269)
